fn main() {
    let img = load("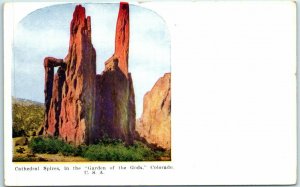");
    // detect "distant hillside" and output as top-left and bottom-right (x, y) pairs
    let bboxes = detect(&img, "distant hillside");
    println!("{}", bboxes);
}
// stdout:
(12, 97), (44, 107)
(12, 97), (44, 137)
